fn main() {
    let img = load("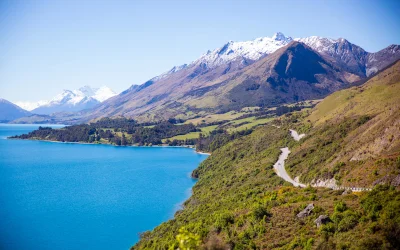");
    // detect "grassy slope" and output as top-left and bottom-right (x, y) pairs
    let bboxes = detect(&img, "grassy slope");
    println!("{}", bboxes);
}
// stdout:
(133, 62), (400, 249)
(285, 61), (400, 186)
